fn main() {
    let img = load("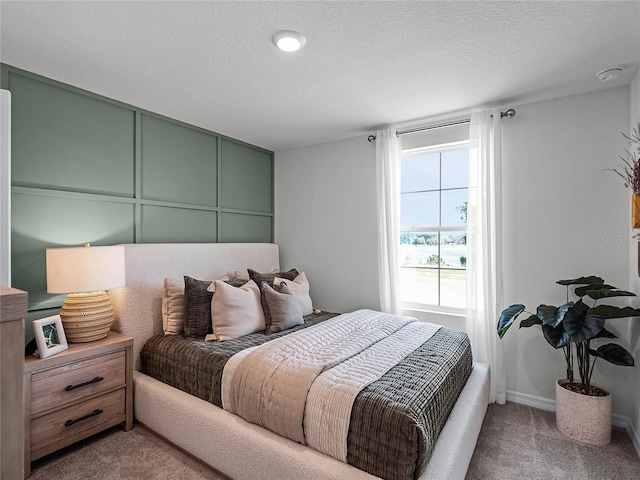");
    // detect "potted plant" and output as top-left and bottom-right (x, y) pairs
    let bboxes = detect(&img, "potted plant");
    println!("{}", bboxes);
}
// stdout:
(497, 276), (639, 445)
